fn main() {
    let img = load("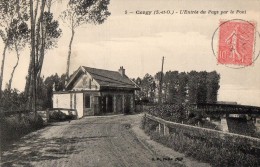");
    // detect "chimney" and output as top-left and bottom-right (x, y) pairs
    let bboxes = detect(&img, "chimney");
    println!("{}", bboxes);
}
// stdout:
(118, 66), (125, 76)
